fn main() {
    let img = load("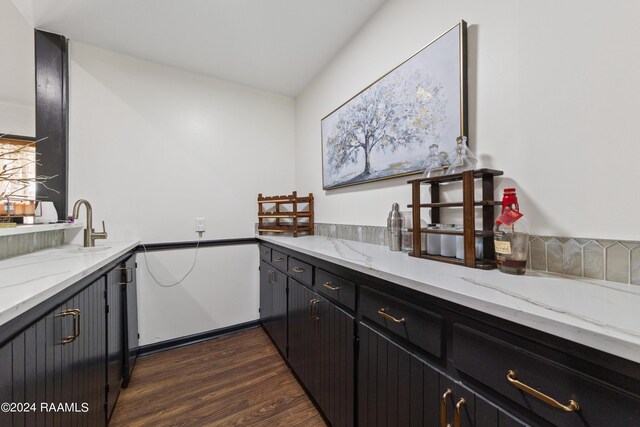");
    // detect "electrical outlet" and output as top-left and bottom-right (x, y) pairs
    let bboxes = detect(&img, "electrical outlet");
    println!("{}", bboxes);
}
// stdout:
(195, 218), (206, 232)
